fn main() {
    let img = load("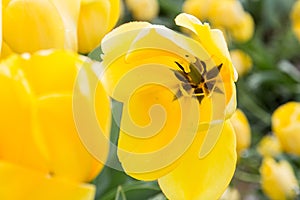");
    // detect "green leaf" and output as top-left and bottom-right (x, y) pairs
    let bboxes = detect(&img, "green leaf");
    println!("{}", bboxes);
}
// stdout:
(88, 45), (103, 62)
